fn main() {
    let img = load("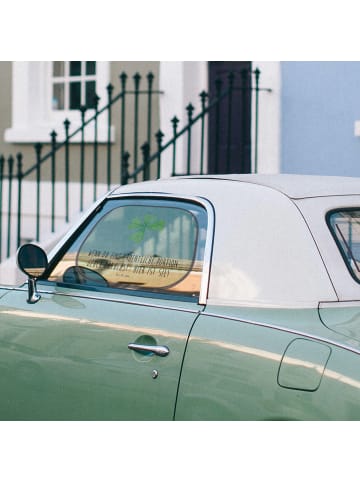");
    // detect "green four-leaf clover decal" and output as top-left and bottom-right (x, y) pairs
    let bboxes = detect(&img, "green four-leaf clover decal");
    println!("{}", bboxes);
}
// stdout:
(128, 214), (165, 242)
